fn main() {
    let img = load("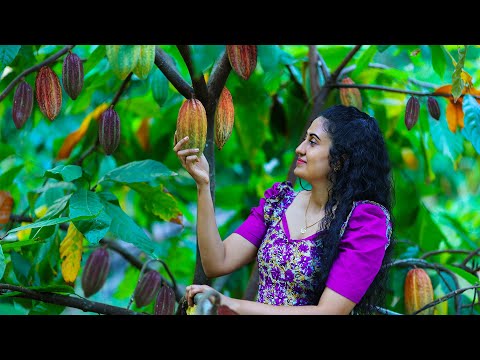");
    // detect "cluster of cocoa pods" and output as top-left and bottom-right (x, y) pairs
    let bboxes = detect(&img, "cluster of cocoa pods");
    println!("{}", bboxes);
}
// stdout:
(405, 95), (440, 131)
(133, 270), (176, 314)
(106, 45), (155, 80)
(12, 51), (84, 129)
